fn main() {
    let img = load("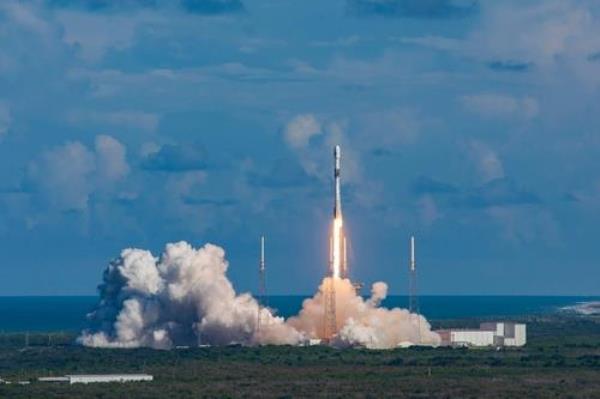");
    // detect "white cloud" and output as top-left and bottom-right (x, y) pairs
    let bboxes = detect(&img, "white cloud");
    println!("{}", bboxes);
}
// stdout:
(356, 107), (421, 148)
(284, 114), (322, 149)
(472, 2), (598, 65)
(28, 135), (129, 211)
(67, 110), (160, 133)
(95, 135), (130, 184)
(467, 141), (504, 183)
(283, 115), (364, 186)
(396, 35), (462, 52)
(311, 35), (361, 48)
(417, 195), (440, 227)
(55, 10), (160, 62)
(28, 141), (96, 211)
(466, 1), (600, 85)
(0, 1), (52, 37)
(461, 94), (539, 120)
(487, 206), (559, 244)
(0, 101), (11, 139)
